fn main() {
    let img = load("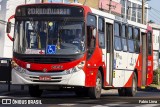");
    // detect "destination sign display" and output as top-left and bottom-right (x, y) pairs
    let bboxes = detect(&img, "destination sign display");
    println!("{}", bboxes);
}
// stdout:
(15, 5), (84, 17)
(27, 8), (71, 15)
